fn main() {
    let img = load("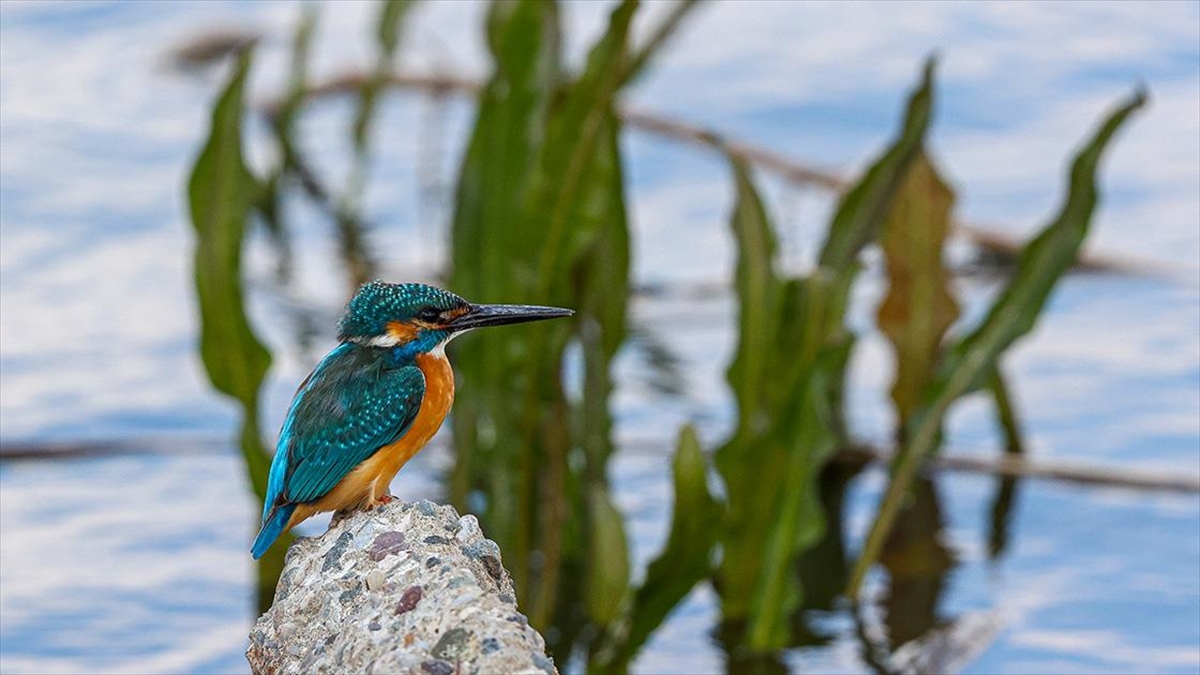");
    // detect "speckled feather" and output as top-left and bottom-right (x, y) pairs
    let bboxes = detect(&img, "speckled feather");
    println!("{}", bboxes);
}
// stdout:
(338, 281), (465, 342)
